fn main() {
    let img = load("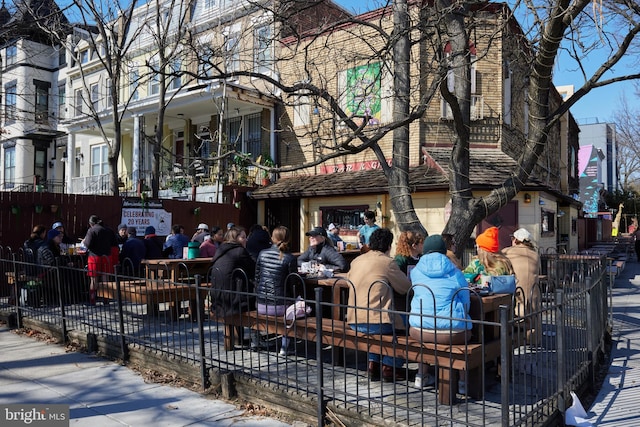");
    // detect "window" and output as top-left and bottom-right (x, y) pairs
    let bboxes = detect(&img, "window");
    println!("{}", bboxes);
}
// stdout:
(34, 80), (50, 123)
(246, 113), (261, 159)
(293, 95), (310, 127)
(129, 67), (139, 101)
(5, 45), (17, 66)
(4, 146), (15, 188)
(204, 0), (216, 9)
(5, 83), (16, 121)
(198, 50), (214, 83)
(90, 83), (99, 111)
(170, 58), (181, 90)
(320, 205), (370, 232)
(254, 24), (272, 74)
(90, 144), (109, 176)
(541, 209), (555, 237)
(57, 84), (65, 119)
(58, 47), (66, 66)
(503, 59), (512, 125)
(149, 60), (160, 95)
(441, 55), (478, 120)
(80, 49), (89, 64)
(74, 88), (83, 116)
(105, 79), (112, 108)
(226, 32), (240, 73)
